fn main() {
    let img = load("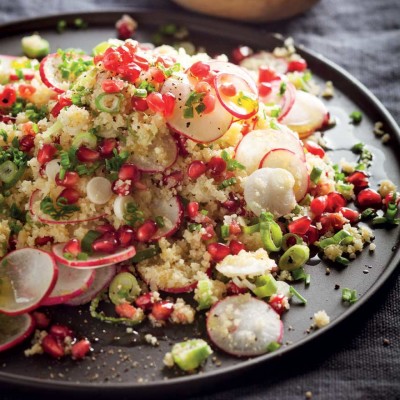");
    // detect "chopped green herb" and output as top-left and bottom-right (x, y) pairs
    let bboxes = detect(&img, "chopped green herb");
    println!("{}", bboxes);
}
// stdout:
(289, 286), (307, 304)
(266, 341), (281, 352)
(218, 177), (237, 190)
(279, 82), (287, 95)
(220, 224), (230, 239)
(123, 202), (144, 226)
(155, 216), (165, 228)
(342, 288), (358, 304)
(57, 20), (67, 33)
(40, 196), (80, 220)
(310, 167), (322, 184)
(188, 223), (202, 232)
(221, 150), (245, 171)
(74, 18), (87, 29)
(349, 111), (362, 124)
